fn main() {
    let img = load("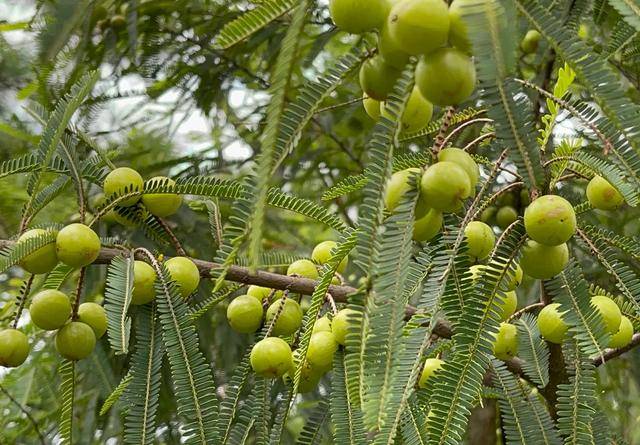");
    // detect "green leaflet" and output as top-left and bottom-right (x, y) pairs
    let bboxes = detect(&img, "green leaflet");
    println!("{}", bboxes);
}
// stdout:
(104, 253), (135, 355)
(0, 231), (57, 274)
(608, 0), (640, 31)
(58, 360), (75, 444)
(99, 372), (132, 416)
(331, 350), (367, 445)
(296, 400), (330, 445)
(516, 313), (550, 387)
